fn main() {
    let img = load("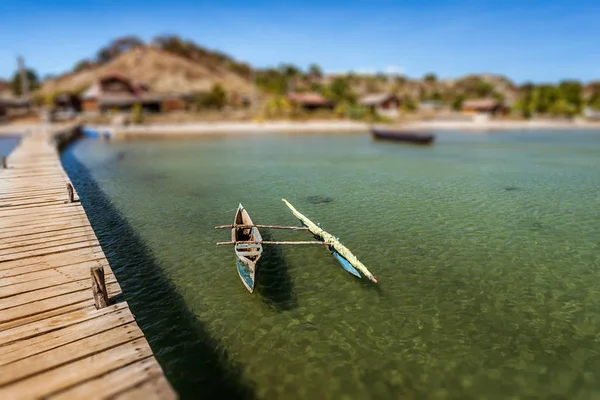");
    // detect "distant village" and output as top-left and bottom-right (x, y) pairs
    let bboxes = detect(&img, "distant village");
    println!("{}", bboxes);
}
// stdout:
(1, 36), (600, 124)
